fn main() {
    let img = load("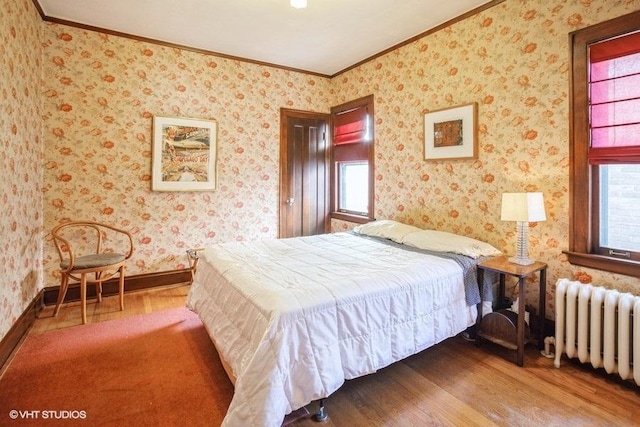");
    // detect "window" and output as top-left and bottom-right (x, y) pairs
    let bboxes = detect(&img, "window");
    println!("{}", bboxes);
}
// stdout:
(598, 165), (640, 254)
(330, 95), (374, 222)
(338, 162), (369, 214)
(566, 10), (640, 277)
